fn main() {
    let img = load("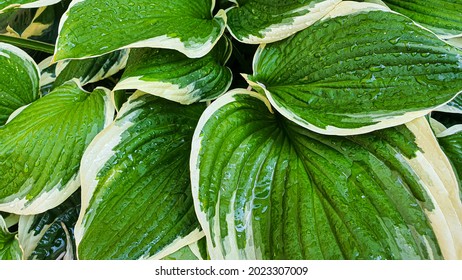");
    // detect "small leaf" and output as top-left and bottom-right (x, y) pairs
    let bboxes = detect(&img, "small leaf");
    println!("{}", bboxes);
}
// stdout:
(248, 6), (462, 135)
(77, 92), (205, 259)
(115, 37), (232, 104)
(54, 0), (227, 61)
(0, 42), (39, 125)
(0, 80), (114, 215)
(0, 215), (21, 260)
(191, 89), (462, 259)
(226, 0), (341, 43)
